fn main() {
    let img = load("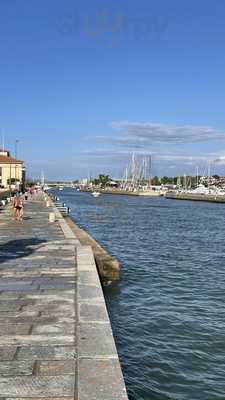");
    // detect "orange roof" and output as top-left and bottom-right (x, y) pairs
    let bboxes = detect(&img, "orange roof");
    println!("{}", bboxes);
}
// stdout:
(0, 155), (23, 164)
